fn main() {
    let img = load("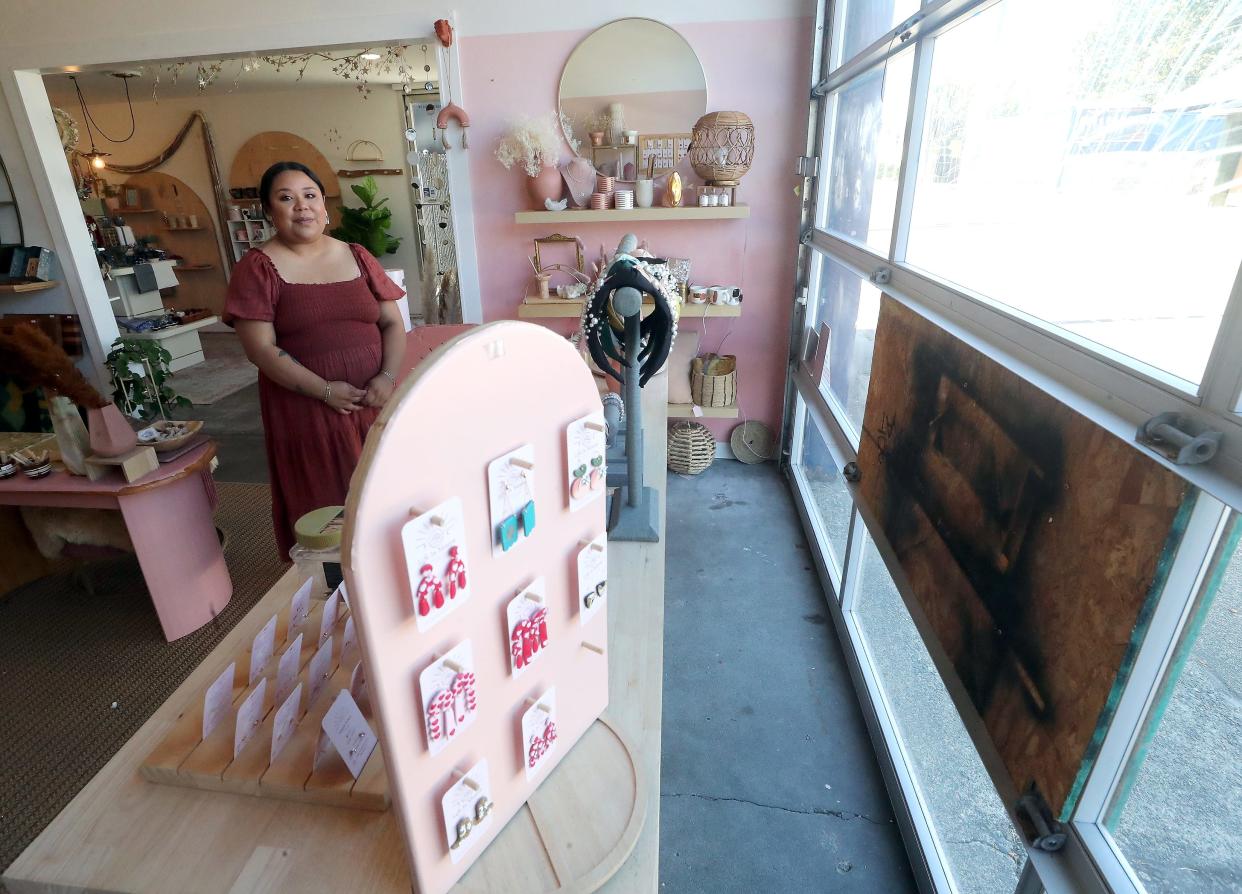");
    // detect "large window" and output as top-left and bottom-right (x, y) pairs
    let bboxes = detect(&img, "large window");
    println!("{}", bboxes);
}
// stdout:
(807, 251), (882, 438)
(904, 0), (1242, 388)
